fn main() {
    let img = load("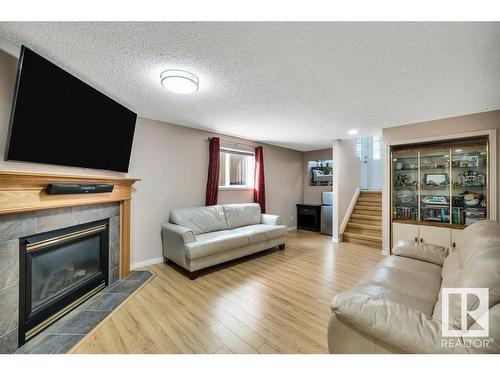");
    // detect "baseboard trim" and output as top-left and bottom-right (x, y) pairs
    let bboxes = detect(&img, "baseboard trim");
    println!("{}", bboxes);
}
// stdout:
(287, 226), (297, 231)
(131, 257), (164, 270)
